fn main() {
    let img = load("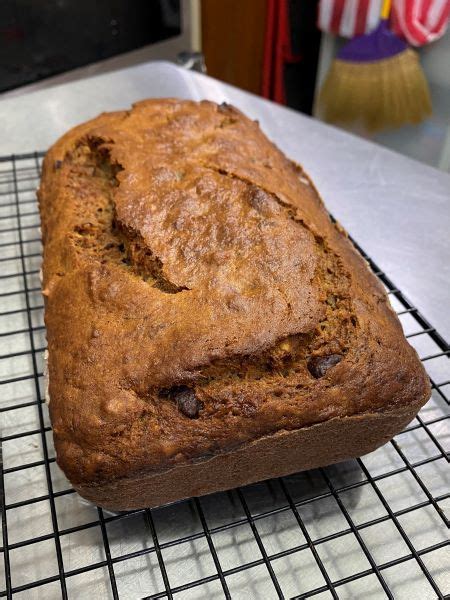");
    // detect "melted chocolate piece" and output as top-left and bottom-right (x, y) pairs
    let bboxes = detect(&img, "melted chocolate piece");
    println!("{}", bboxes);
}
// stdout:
(54, 160), (63, 170)
(173, 386), (202, 418)
(308, 354), (342, 379)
